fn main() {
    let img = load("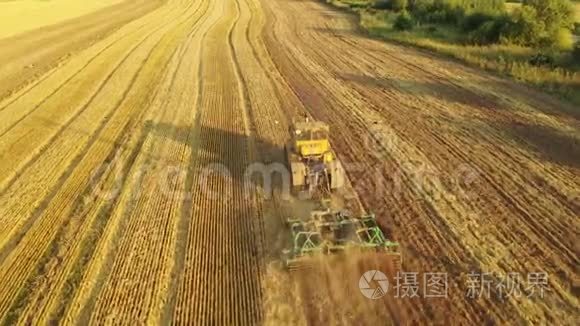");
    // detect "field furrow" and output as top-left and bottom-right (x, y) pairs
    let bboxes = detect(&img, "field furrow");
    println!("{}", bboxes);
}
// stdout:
(0, 0), (206, 321)
(88, 1), (213, 323)
(171, 0), (263, 324)
(0, 1), (198, 250)
(0, 0), (577, 324)
(259, 0), (579, 323)
(0, 0), (167, 101)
